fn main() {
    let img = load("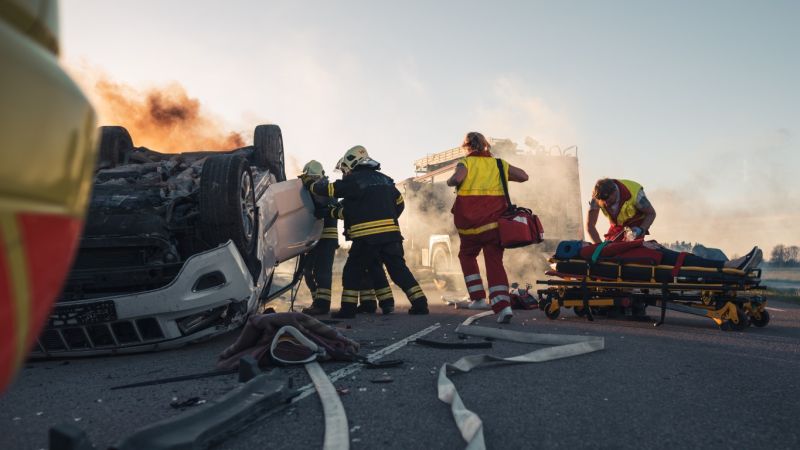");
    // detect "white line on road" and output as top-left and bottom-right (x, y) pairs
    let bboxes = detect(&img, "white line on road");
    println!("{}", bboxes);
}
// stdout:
(766, 307), (785, 312)
(292, 323), (442, 403)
